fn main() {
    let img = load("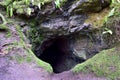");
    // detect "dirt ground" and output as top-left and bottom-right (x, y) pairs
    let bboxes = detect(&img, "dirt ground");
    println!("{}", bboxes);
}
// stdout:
(0, 55), (107, 80)
(0, 57), (107, 80)
(0, 19), (107, 80)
